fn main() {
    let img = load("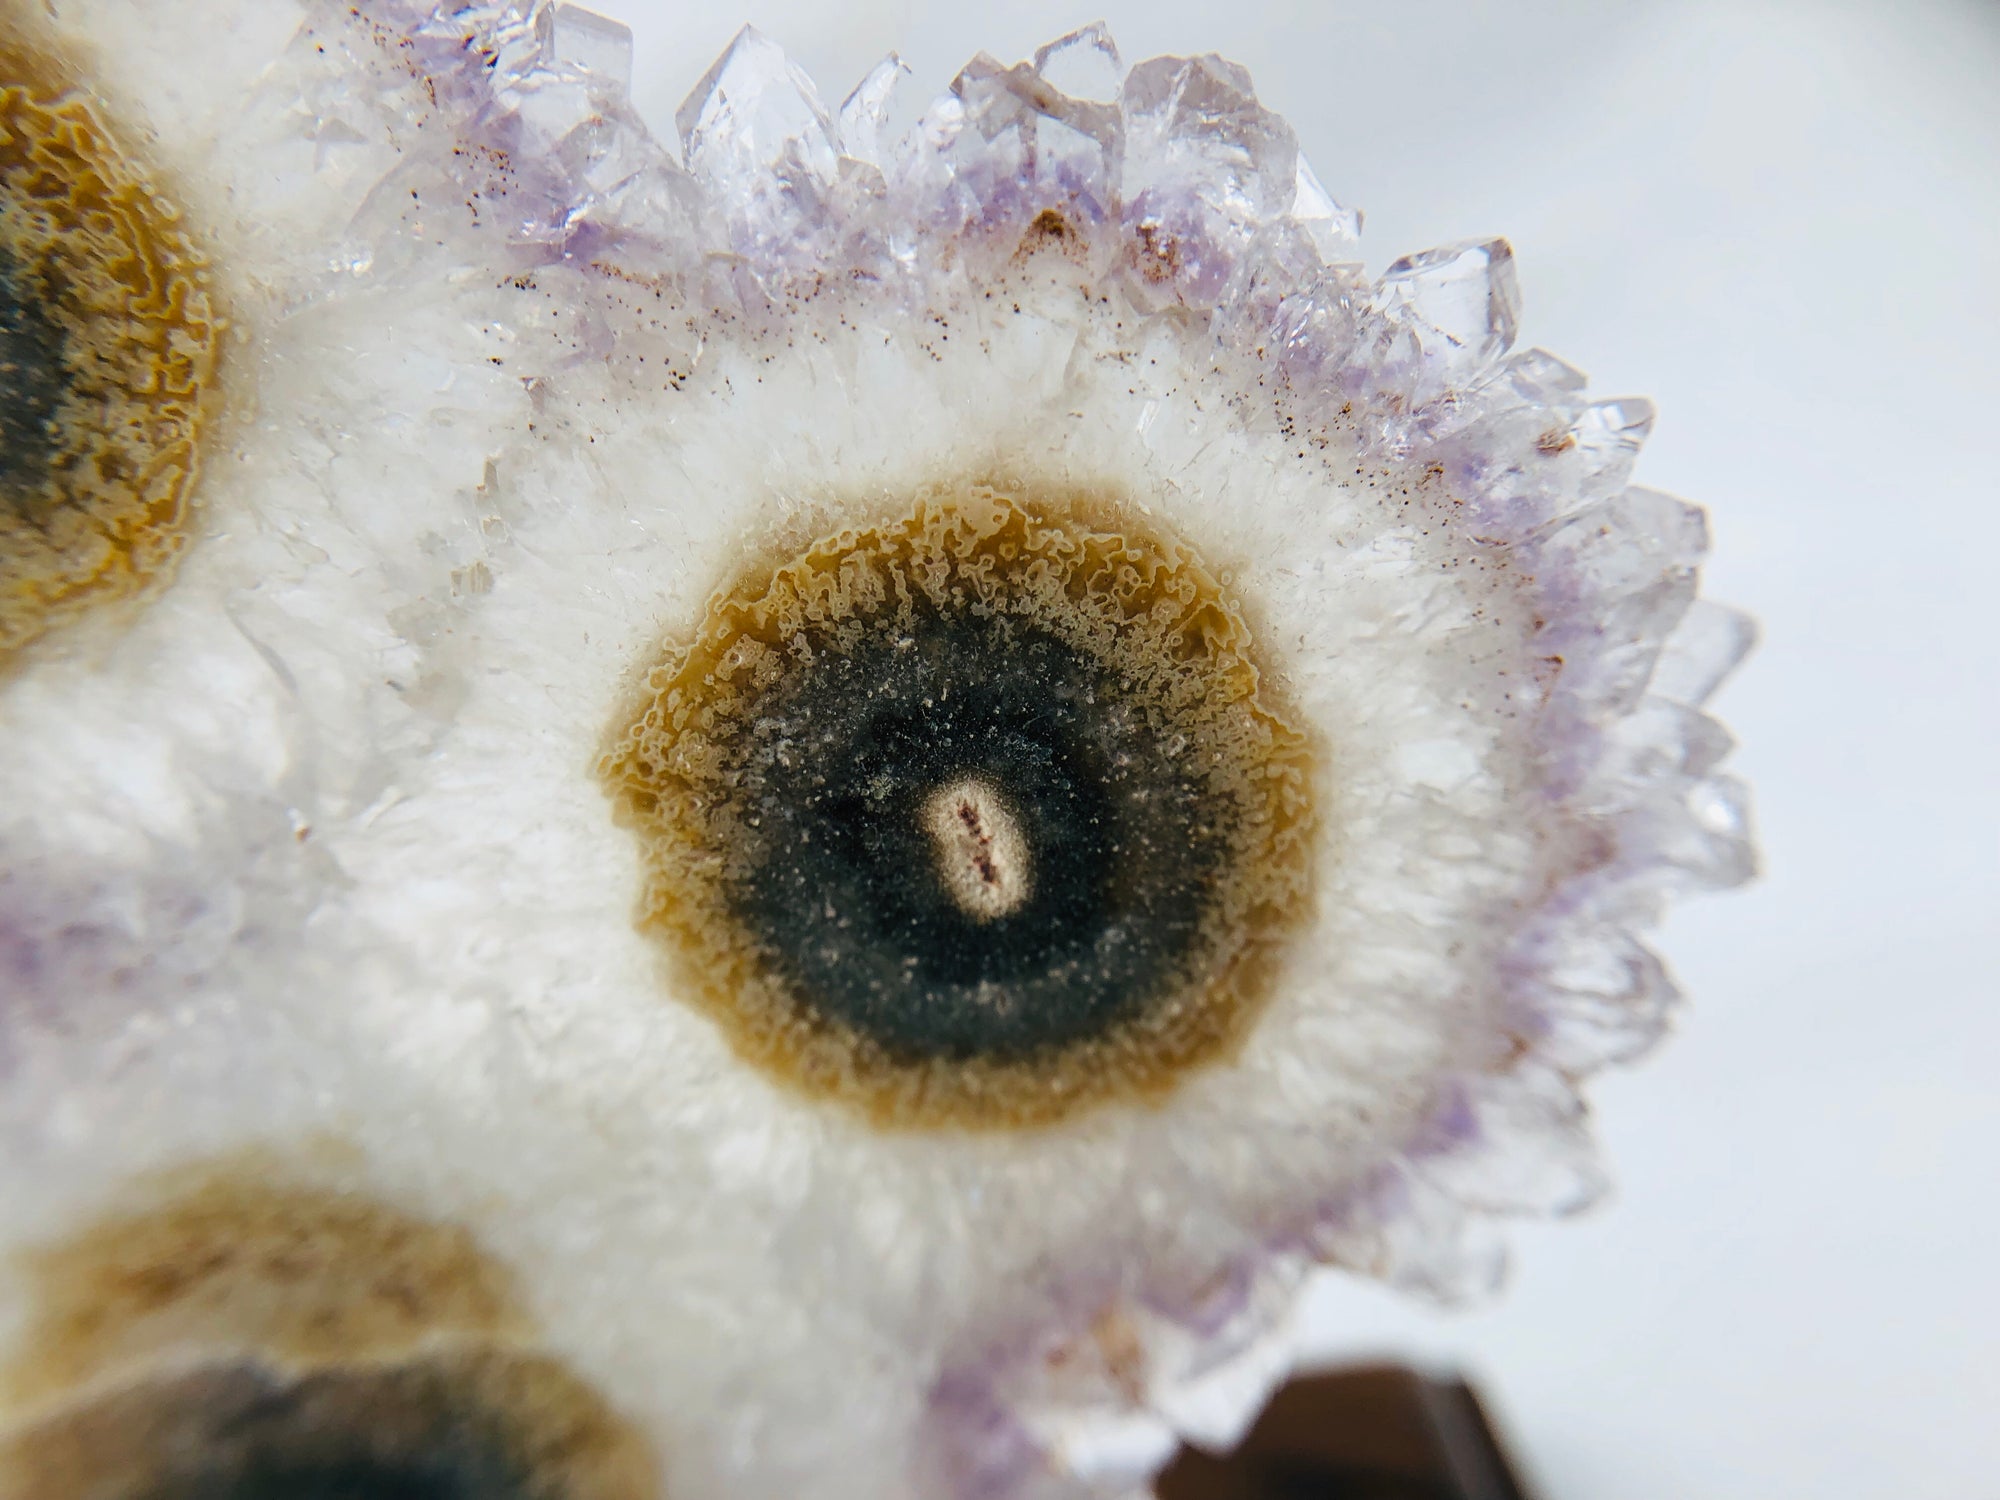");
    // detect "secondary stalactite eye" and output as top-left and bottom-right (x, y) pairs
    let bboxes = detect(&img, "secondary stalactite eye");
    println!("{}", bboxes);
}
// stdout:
(0, 25), (218, 663)
(600, 483), (1319, 1128)
(0, 1174), (658, 1500)
(6, 1354), (652, 1500)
